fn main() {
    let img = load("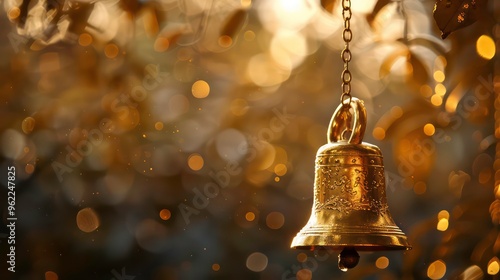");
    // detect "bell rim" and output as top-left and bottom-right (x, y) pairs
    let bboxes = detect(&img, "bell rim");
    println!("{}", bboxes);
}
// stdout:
(290, 232), (412, 251)
(290, 244), (412, 251)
